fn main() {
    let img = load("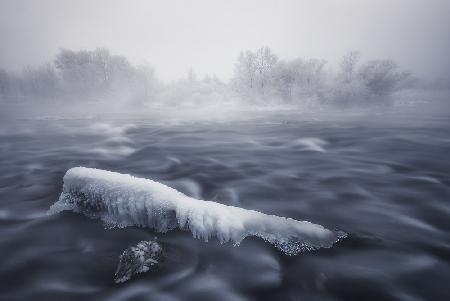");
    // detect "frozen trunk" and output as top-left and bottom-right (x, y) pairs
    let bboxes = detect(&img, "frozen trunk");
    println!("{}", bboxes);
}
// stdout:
(49, 167), (346, 255)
